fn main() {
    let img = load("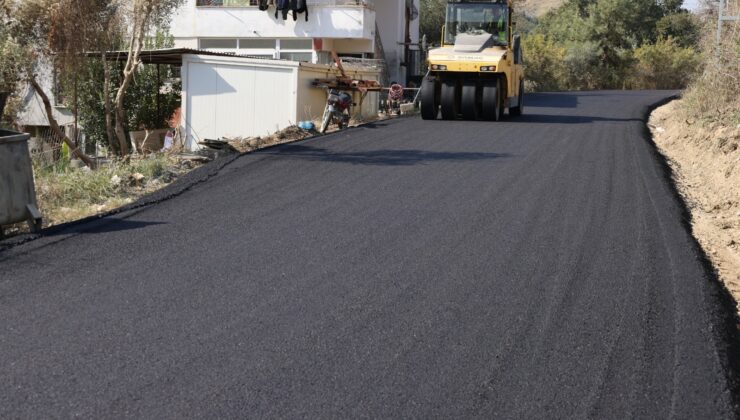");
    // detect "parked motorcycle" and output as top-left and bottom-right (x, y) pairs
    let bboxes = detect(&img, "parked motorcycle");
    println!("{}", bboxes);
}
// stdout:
(320, 89), (353, 134)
